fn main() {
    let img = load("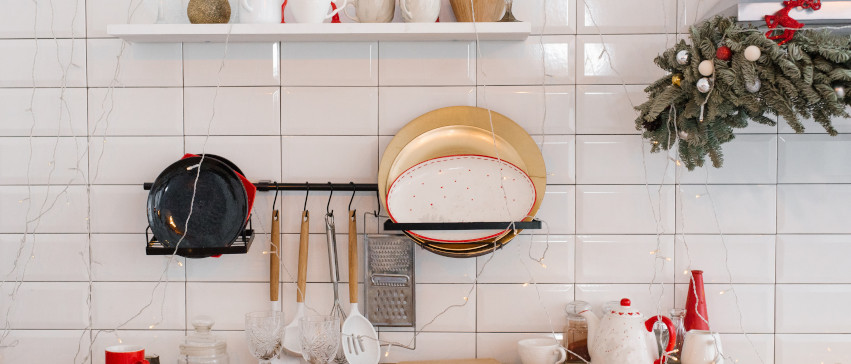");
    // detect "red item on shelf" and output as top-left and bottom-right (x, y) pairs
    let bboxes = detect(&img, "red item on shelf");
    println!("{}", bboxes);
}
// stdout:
(764, 0), (821, 45)
(684, 270), (710, 331)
